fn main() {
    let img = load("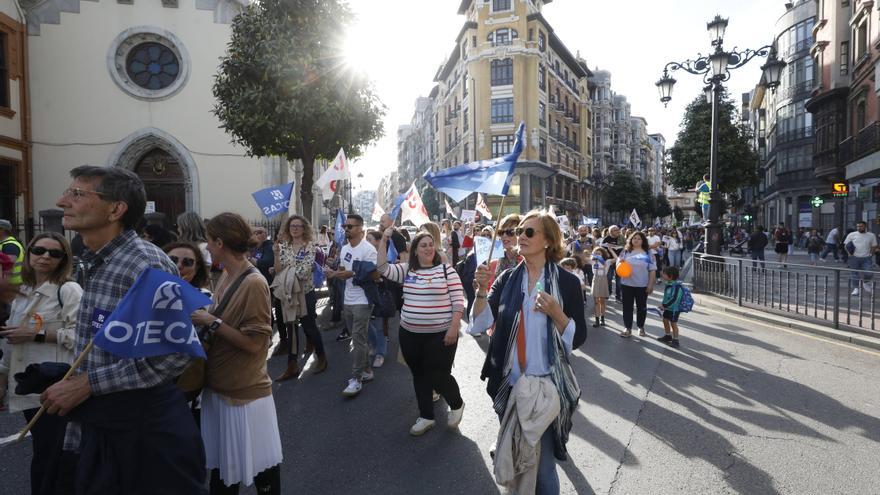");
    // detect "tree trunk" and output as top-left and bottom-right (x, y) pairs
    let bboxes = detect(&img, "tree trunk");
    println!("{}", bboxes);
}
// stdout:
(300, 152), (315, 224)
